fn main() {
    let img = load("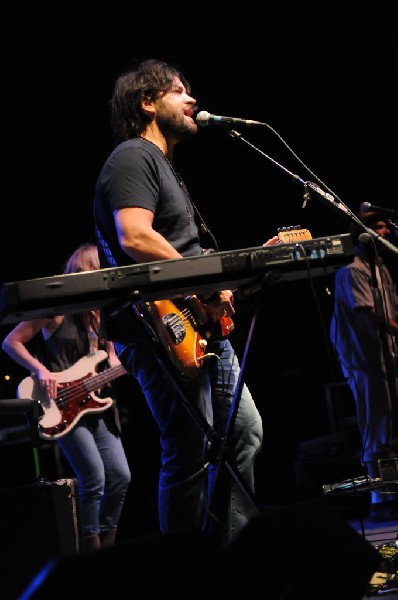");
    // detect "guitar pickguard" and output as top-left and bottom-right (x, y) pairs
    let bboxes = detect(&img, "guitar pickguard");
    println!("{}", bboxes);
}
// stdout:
(145, 298), (234, 379)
